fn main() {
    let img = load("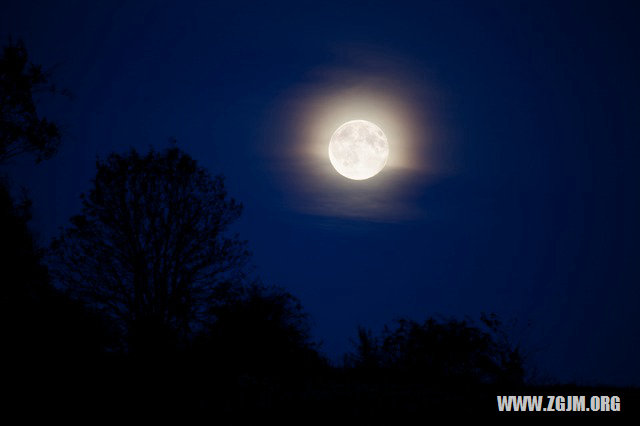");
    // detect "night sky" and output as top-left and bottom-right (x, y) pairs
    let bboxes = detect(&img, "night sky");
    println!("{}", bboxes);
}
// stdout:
(2, 0), (639, 386)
